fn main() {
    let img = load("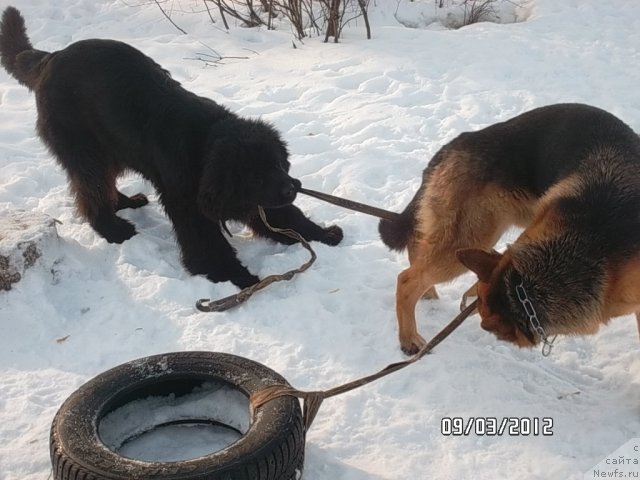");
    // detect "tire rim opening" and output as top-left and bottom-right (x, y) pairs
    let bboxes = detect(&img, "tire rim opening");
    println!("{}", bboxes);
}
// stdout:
(98, 379), (250, 462)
